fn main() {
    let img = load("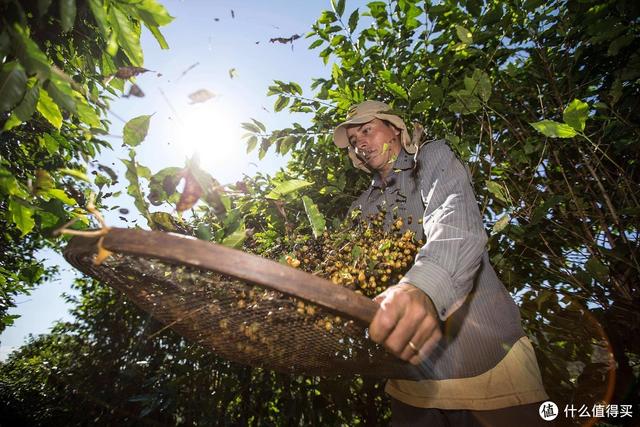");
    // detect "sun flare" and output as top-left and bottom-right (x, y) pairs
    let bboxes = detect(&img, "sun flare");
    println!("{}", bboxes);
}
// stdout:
(170, 102), (242, 172)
